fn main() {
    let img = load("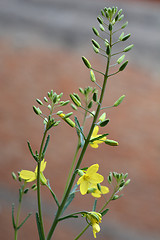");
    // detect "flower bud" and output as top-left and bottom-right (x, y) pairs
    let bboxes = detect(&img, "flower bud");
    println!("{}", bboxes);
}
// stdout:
(108, 23), (112, 31)
(92, 27), (99, 36)
(106, 45), (111, 55)
(100, 119), (110, 127)
(99, 24), (105, 31)
(88, 100), (93, 109)
(82, 56), (91, 69)
(90, 70), (96, 82)
(97, 16), (103, 24)
(71, 103), (77, 110)
(44, 97), (48, 102)
(112, 195), (119, 200)
(113, 95), (125, 107)
(12, 172), (17, 181)
(121, 21), (128, 29)
(117, 55), (125, 64)
(123, 44), (134, 52)
(121, 33), (131, 41)
(63, 112), (73, 118)
(24, 188), (29, 194)
(92, 39), (100, 49)
(105, 139), (119, 146)
(93, 45), (99, 53)
(78, 170), (84, 176)
(93, 92), (98, 102)
(36, 99), (43, 105)
(125, 179), (131, 186)
(70, 94), (81, 107)
(118, 14), (124, 21)
(119, 60), (128, 71)
(33, 106), (42, 115)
